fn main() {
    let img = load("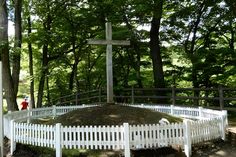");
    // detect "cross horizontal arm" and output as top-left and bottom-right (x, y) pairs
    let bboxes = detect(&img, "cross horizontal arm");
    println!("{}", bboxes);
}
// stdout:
(87, 39), (130, 46)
